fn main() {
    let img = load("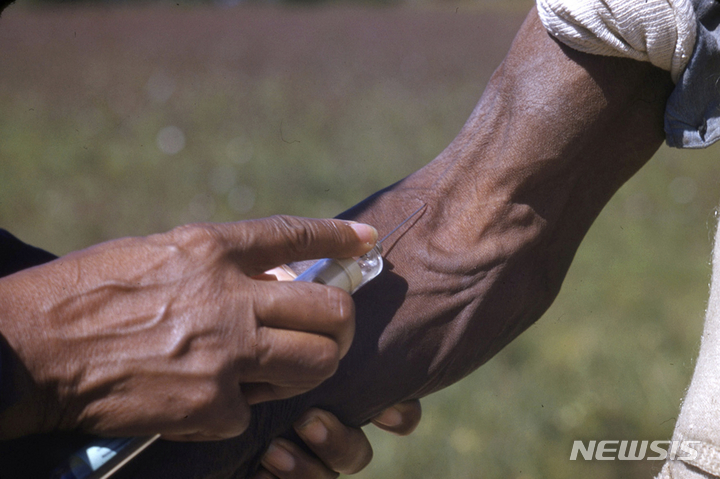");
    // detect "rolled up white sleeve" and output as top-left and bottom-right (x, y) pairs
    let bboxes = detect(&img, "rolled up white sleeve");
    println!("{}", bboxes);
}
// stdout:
(537, 0), (696, 82)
